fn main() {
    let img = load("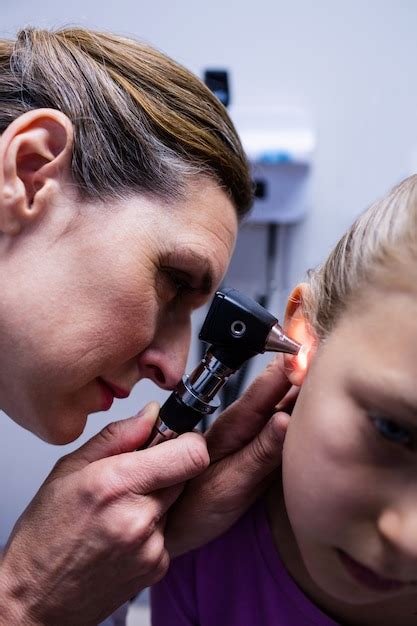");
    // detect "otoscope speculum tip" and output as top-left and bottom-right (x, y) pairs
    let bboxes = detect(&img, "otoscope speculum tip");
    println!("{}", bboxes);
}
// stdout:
(265, 323), (301, 356)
